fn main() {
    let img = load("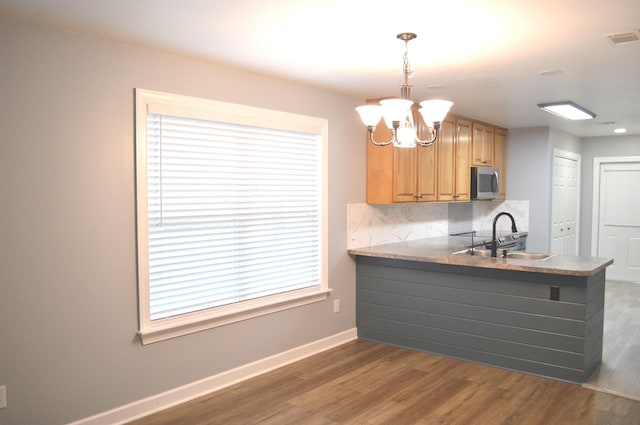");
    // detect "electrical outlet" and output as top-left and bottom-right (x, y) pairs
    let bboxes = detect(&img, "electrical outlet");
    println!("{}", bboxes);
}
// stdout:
(0, 385), (6, 409)
(333, 299), (340, 313)
(550, 286), (560, 301)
